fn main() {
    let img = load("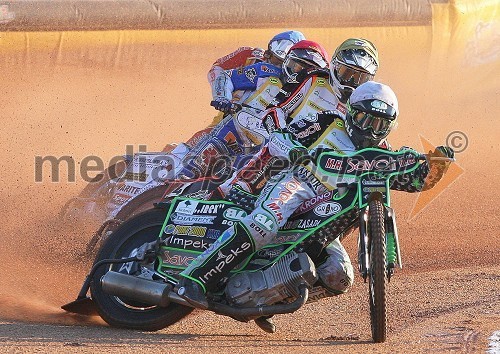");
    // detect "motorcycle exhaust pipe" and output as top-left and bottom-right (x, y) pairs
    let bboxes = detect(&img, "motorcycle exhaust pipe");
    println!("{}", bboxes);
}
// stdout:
(101, 271), (171, 307)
